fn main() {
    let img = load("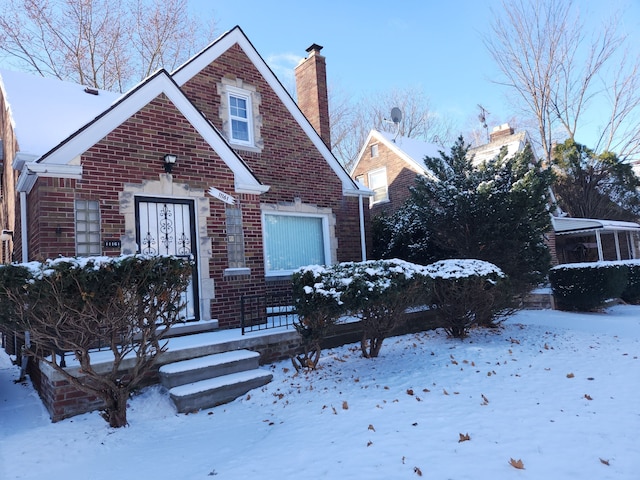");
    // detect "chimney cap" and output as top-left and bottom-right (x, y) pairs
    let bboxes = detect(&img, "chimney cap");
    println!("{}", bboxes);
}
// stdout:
(305, 43), (323, 54)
